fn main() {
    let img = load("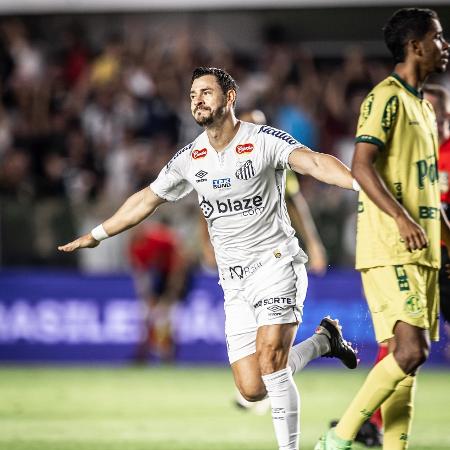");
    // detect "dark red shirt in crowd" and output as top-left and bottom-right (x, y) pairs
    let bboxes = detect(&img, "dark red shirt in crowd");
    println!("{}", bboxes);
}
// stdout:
(129, 223), (179, 273)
